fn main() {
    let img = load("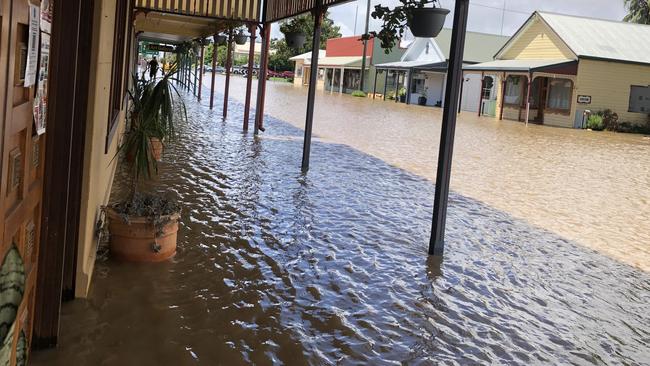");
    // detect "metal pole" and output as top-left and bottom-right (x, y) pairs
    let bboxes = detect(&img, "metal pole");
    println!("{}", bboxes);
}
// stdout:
(198, 45), (204, 100)
(194, 53), (199, 96)
(244, 24), (257, 131)
(359, 0), (371, 92)
(223, 29), (233, 119)
(255, 24), (271, 134)
(301, 5), (324, 172)
(210, 35), (218, 109)
(429, 0), (470, 257)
